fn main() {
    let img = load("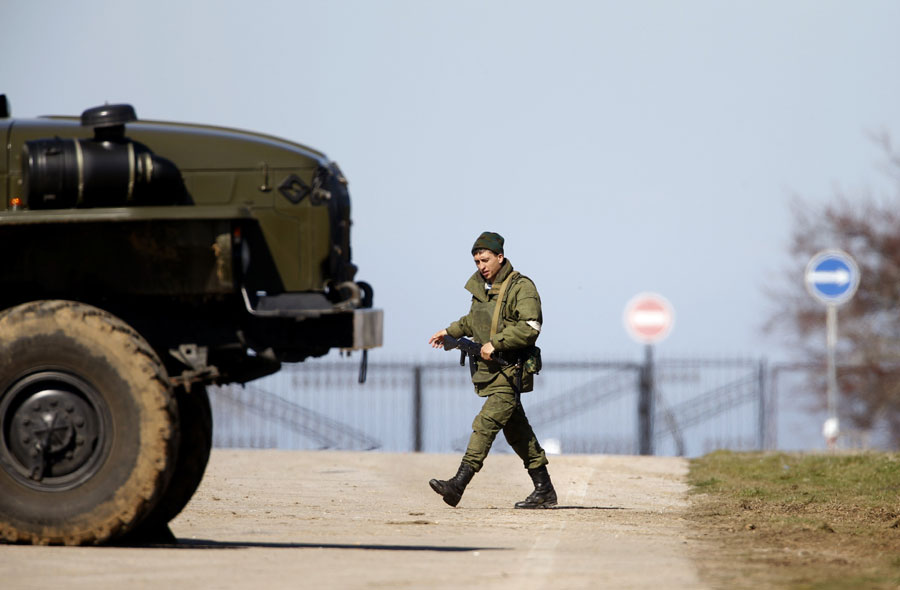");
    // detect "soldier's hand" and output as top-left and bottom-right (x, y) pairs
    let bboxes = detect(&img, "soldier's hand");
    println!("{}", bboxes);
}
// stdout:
(480, 341), (495, 360)
(428, 329), (448, 348)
